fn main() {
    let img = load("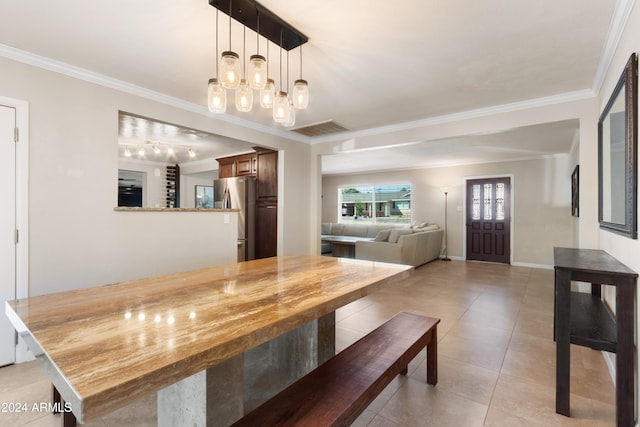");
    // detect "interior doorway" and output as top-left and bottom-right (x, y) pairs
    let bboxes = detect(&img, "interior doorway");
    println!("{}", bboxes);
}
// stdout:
(0, 103), (16, 366)
(466, 177), (511, 264)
